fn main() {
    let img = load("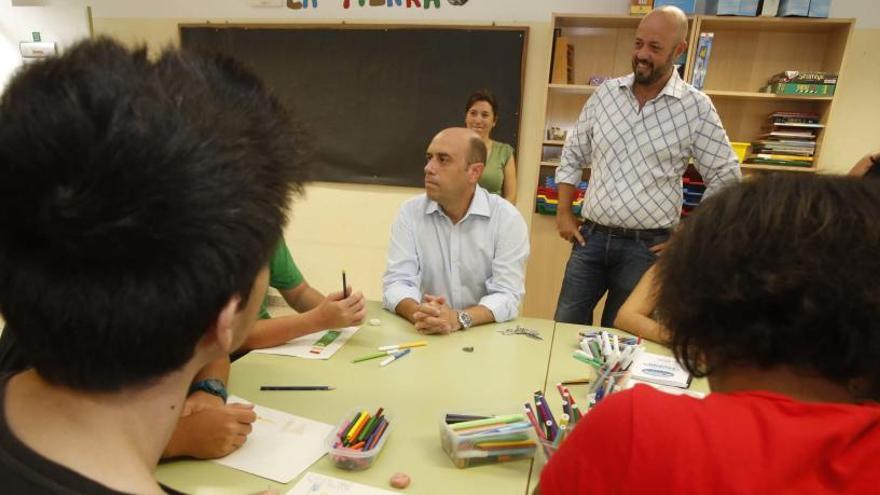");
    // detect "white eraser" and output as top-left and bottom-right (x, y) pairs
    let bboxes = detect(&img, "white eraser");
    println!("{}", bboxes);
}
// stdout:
(369, 318), (381, 326)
